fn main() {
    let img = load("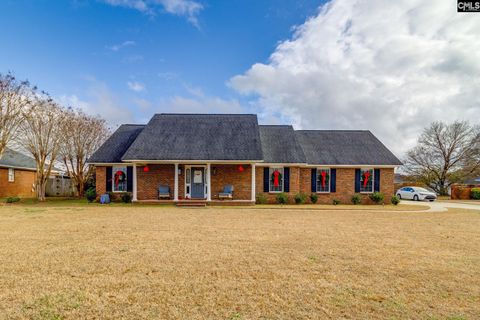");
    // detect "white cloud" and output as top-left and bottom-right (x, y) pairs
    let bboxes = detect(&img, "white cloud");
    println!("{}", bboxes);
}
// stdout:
(154, 87), (245, 114)
(106, 40), (136, 51)
(102, 0), (203, 27)
(127, 81), (146, 92)
(57, 79), (133, 126)
(230, 0), (480, 157)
